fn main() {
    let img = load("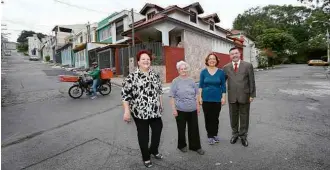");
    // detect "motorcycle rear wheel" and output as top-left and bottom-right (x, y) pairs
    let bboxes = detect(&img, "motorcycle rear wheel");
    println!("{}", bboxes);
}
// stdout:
(99, 84), (111, 96)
